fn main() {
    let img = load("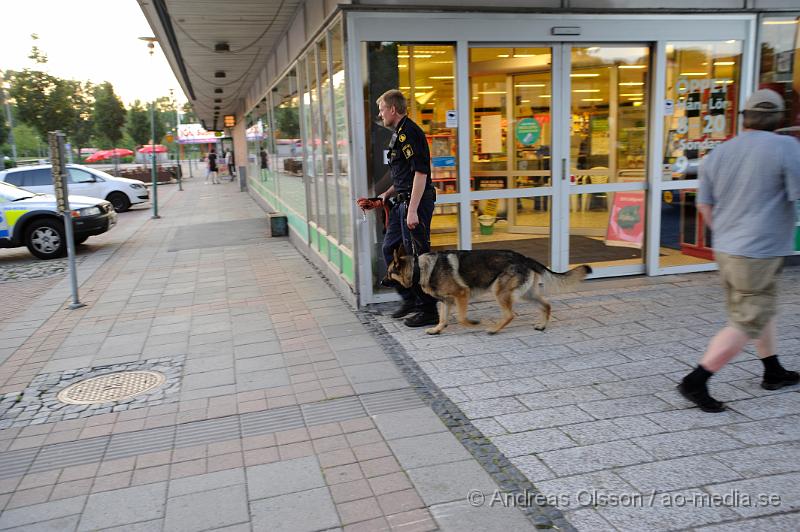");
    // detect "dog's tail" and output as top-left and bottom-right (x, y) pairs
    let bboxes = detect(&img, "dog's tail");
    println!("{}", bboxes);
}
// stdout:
(536, 264), (592, 294)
